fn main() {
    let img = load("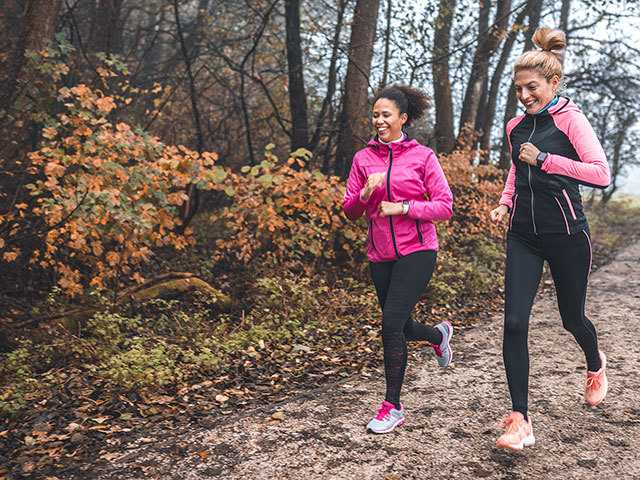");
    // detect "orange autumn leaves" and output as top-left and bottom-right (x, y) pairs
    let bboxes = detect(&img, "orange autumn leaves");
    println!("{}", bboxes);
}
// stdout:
(213, 145), (364, 268)
(8, 80), (226, 296)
